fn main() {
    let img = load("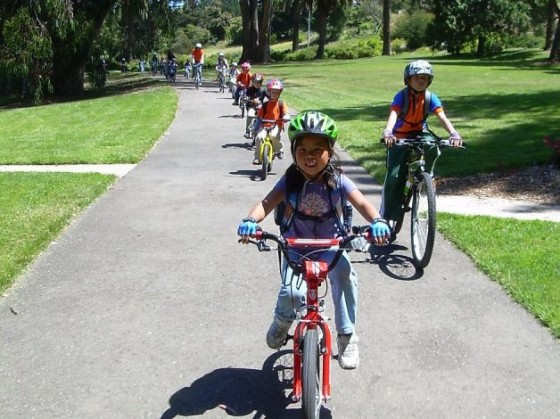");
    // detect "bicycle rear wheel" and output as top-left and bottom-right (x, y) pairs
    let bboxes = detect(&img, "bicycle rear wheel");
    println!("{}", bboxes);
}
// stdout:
(261, 144), (270, 181)
(410, 171), (436, 268)
(302, 328), (321, 419)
